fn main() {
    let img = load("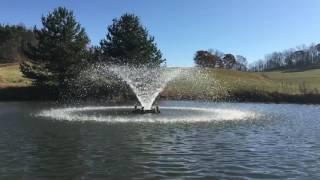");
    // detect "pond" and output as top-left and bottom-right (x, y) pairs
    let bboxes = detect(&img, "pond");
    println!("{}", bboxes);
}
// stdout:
(0, 101), (319, 179)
